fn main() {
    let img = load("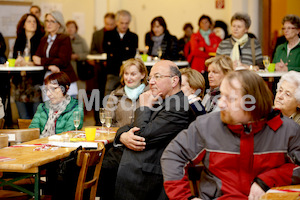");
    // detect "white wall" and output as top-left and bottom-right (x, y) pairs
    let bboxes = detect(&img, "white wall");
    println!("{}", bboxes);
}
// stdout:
(31, 0), (95, 49)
